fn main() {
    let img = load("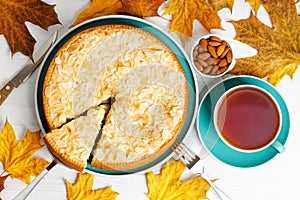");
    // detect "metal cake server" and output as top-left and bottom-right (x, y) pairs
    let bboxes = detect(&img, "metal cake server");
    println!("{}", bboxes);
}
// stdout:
(0, 31), (58, 106)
